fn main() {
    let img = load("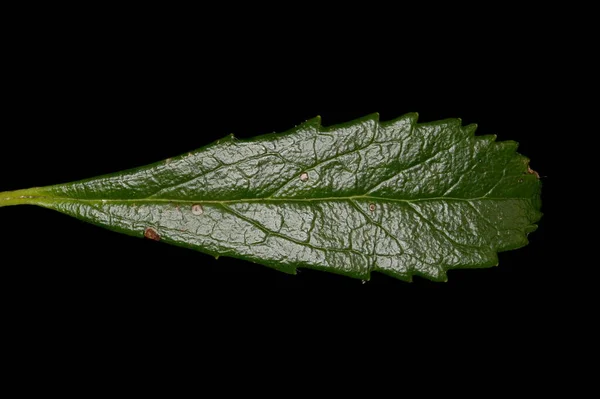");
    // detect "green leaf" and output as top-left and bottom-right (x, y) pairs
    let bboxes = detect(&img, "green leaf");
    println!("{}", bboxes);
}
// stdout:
(0, 113), (541, 282)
